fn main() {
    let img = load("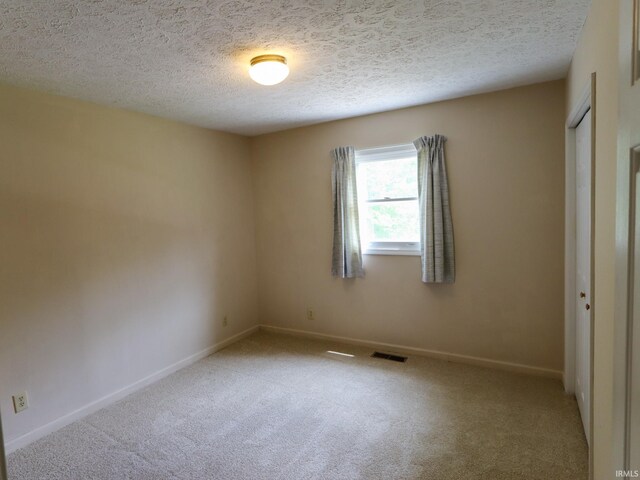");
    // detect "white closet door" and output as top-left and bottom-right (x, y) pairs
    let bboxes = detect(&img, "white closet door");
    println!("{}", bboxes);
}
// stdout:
(575, 108), (592, 443)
